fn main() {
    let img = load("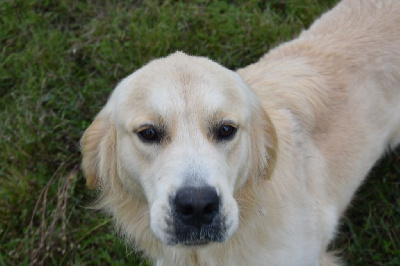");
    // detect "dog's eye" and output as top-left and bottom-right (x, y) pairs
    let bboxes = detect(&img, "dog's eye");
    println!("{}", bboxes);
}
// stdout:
(216, 125), (237, 141)
(138, 127), (160, 143)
